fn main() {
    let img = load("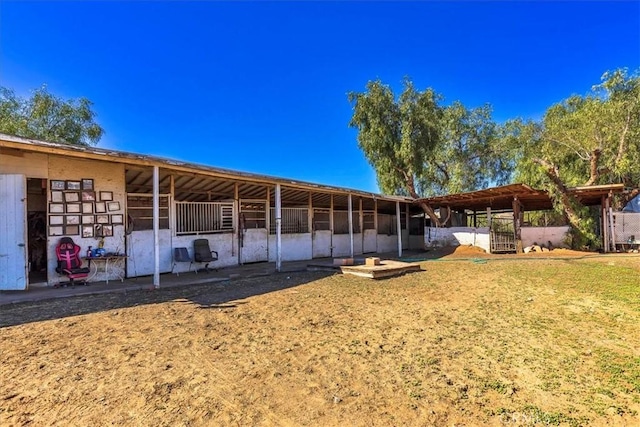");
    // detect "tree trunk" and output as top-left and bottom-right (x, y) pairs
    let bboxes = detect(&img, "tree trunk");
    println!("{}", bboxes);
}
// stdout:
(404, 174), (444, 227)
(533, 158), (585, 233)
